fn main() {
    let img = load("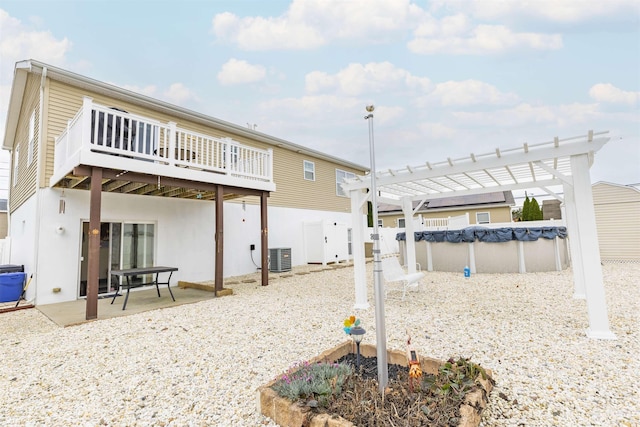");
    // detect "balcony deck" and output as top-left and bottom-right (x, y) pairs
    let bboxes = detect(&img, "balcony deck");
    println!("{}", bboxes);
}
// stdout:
(50, 97), (275, 199)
